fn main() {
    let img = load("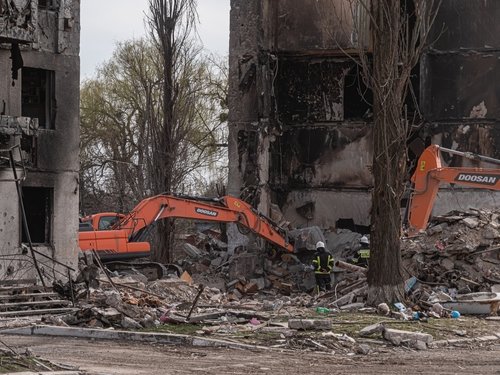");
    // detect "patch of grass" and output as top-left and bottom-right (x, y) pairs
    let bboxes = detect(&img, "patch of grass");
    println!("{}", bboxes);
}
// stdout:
(313, 312), (497, 340)
(0, 354), (56, 374)
(142, 323), (202, 335)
